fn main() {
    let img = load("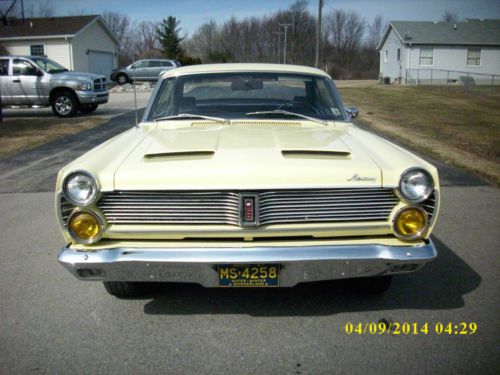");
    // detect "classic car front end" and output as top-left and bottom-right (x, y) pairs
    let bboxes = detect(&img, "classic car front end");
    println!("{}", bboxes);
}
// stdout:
(56, 64), (439, 297)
